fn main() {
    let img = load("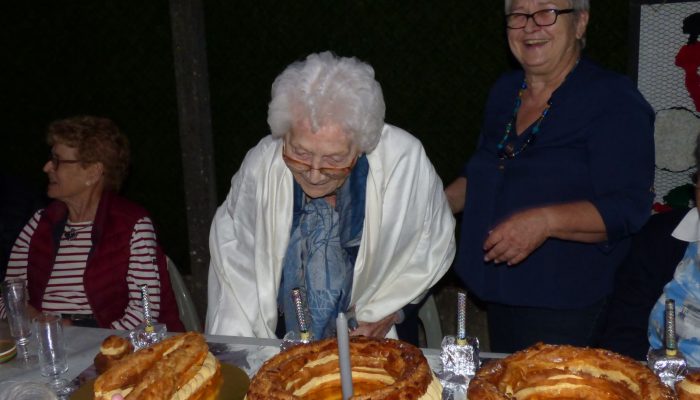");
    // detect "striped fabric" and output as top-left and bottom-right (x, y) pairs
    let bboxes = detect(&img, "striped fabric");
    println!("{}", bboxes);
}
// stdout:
(2, 210), (163, 330)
